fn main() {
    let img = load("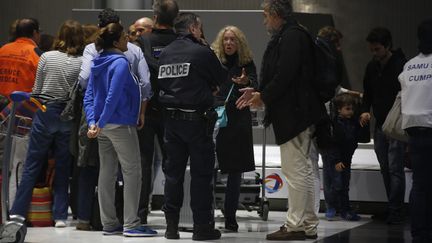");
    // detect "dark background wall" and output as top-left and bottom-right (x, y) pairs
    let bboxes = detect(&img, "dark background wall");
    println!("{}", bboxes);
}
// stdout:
(1, 0), (431, 92)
